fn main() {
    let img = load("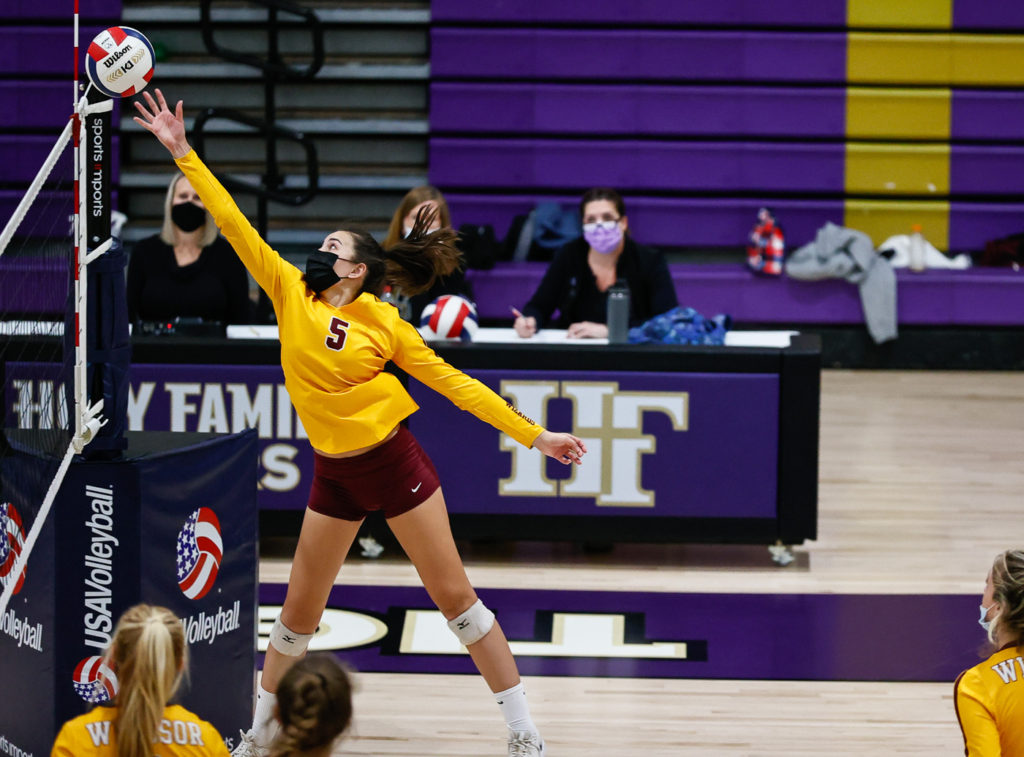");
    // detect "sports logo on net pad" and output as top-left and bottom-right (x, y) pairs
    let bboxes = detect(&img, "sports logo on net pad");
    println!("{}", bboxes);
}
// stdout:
(176, 507), (223, 600)
(0, 501), (26, 595)
(73, 654), (119, 704)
